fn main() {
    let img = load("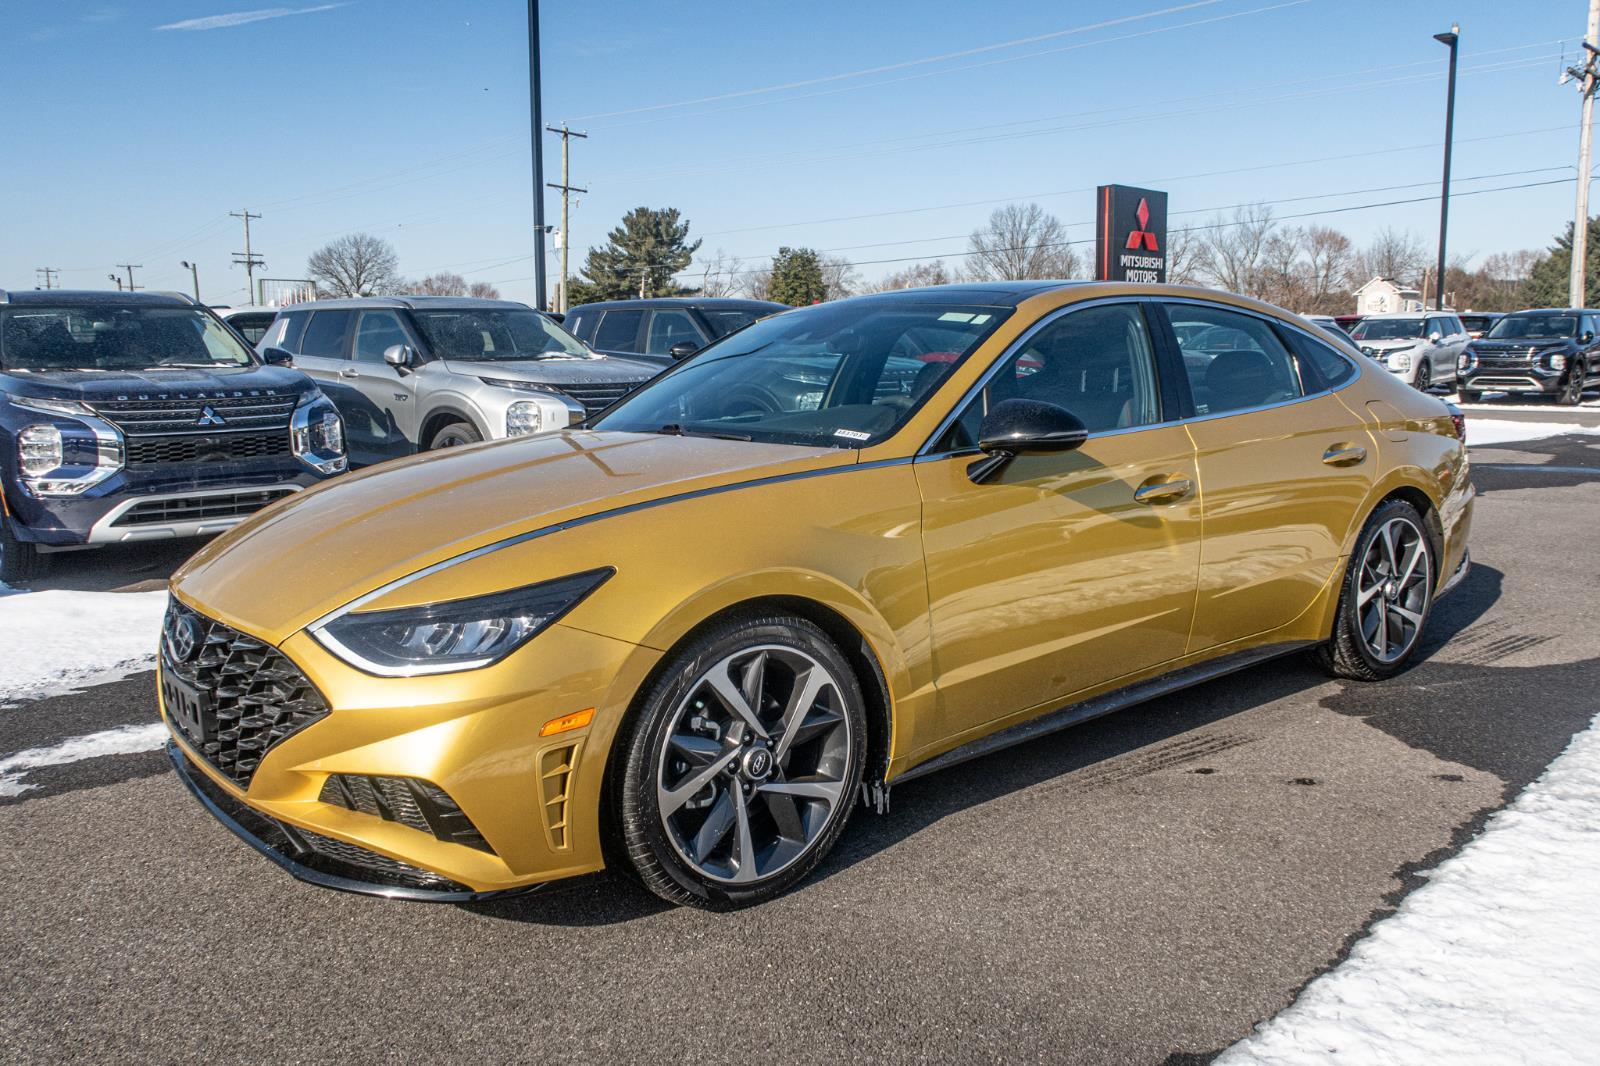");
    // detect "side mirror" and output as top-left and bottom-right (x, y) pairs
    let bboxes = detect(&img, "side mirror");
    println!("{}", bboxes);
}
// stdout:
(1583, 331), (1595, 345)
(261, 347), (294, 367)
(383, 344), (415, 369)
(1428, 331), (1442, 344)
(668, 340), (701, 359)
(968, 398), (1088, 484)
